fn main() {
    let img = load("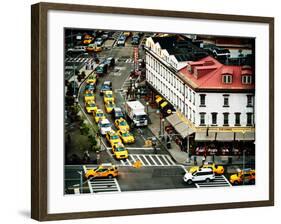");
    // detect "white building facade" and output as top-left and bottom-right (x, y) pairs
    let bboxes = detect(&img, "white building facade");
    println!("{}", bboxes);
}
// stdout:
(145, 36), (255, 140)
